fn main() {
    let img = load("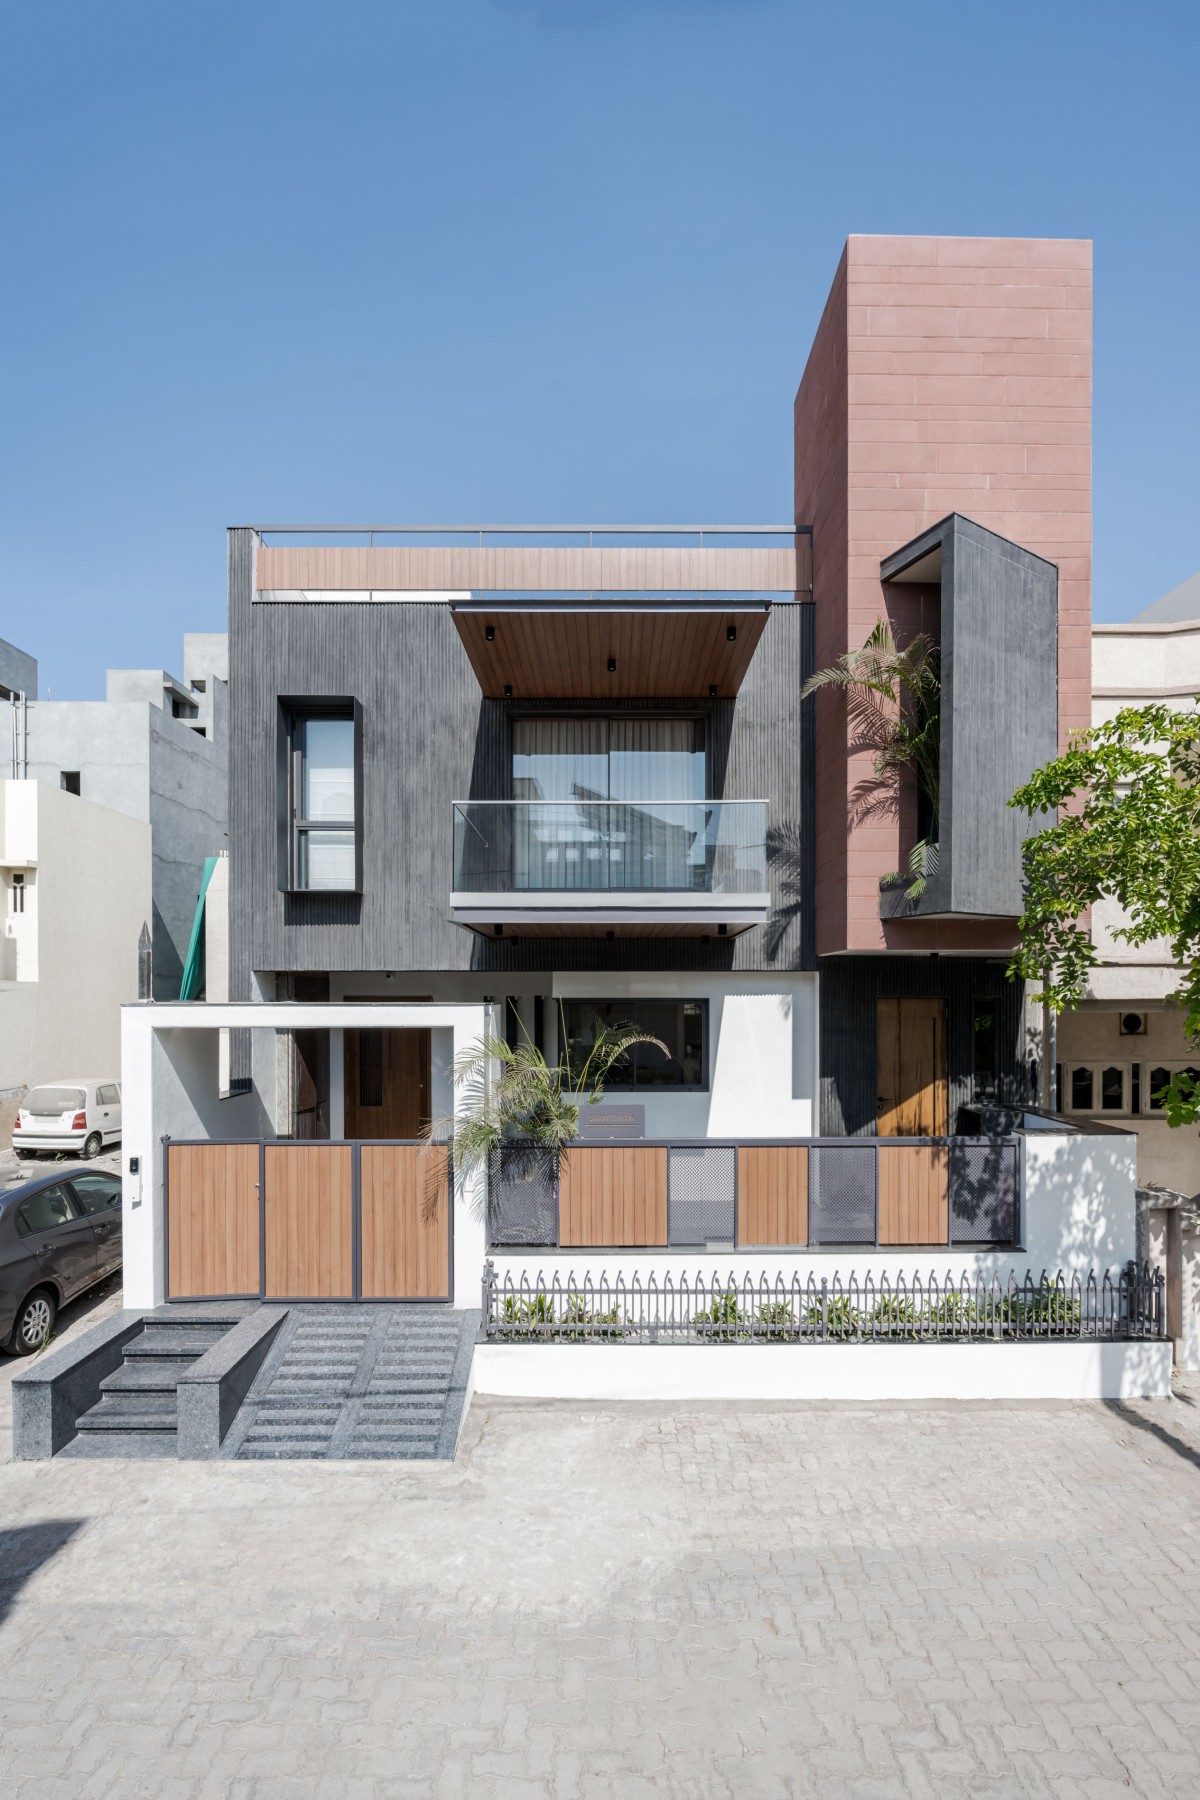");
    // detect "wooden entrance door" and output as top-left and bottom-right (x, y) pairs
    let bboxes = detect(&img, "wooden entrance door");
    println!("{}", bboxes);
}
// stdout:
(876, 998), (948, 1136)
(344, 1029), (431, 1139)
